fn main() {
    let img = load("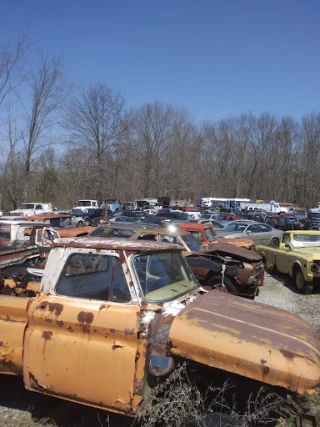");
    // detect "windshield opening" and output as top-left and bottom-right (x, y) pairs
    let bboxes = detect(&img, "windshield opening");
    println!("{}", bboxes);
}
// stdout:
(133, 250), (198, 303)
(19, 203), (35, 209)
(181, 234), (201, 251)
(290, 234), (320, 248)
